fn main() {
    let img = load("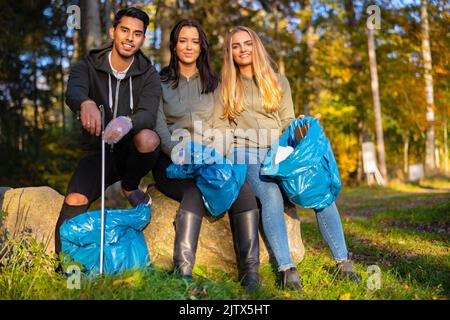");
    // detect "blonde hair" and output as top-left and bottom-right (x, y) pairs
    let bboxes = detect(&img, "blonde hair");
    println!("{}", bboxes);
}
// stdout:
(221, 26), (282, 121)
